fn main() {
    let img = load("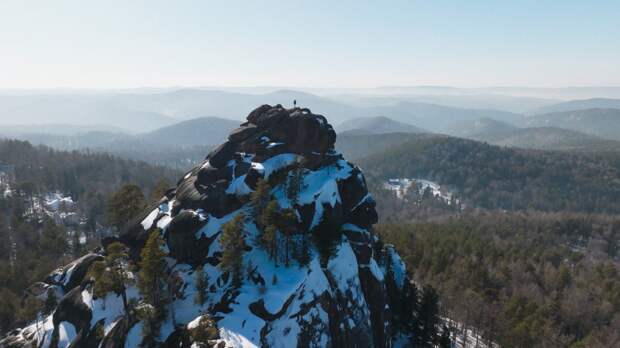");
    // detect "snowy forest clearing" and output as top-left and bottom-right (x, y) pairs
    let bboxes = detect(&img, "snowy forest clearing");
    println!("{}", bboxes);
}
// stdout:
(384, 178), (459, 205)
